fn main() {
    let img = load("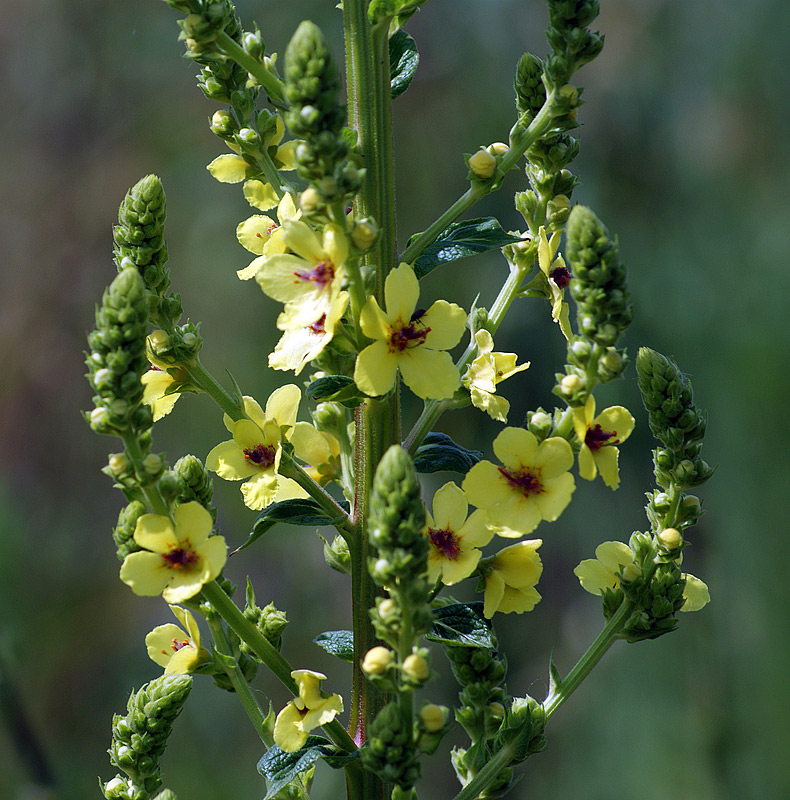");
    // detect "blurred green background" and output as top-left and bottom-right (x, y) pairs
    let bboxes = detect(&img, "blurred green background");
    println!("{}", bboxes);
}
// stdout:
(2, 0), (788, 797)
